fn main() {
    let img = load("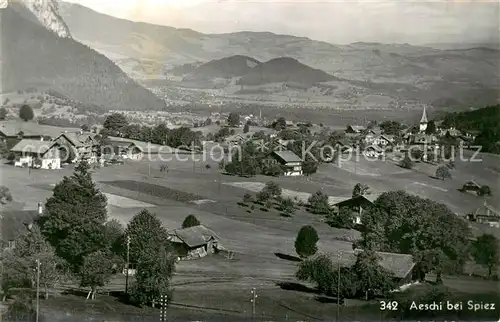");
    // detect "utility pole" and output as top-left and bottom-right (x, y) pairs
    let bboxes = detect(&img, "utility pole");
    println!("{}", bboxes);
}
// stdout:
(336, 252), (341, 321)
(125, 236), (130, 294)
(35, 259), (40, 322)
(250, 287), (257, 321)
